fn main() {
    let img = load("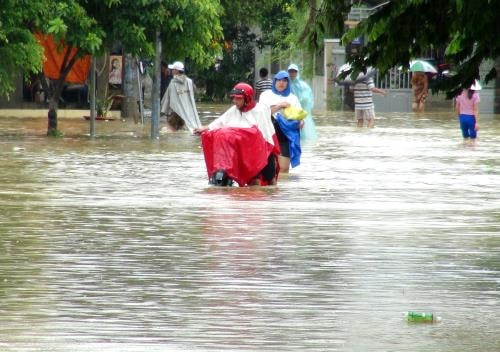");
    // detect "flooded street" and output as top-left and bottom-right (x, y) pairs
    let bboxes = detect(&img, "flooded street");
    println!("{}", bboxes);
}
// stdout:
(1, 105), (499, 351)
